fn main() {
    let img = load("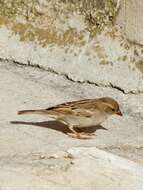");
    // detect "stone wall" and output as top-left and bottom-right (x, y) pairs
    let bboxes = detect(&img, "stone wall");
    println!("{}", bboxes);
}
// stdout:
(0, 0), (142, 93)
(0, 0), (119, 39)
(117, 0), (143, 45)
